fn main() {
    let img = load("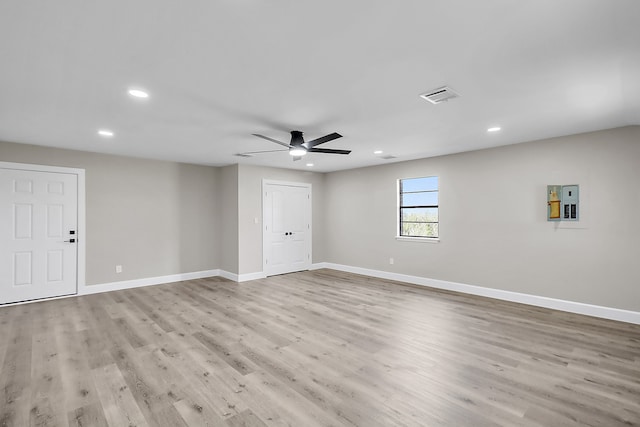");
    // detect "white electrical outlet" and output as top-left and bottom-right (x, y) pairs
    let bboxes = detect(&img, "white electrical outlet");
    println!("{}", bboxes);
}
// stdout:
(389, 258), (394, 265)
(115, 265), (123, 273)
